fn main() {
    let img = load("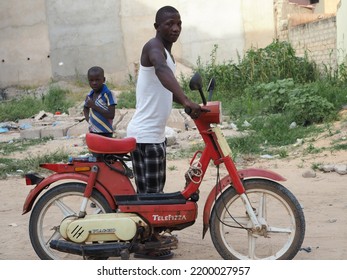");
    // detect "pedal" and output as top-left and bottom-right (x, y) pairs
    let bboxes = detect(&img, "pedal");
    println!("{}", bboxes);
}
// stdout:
(143, 235), (178, 250)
